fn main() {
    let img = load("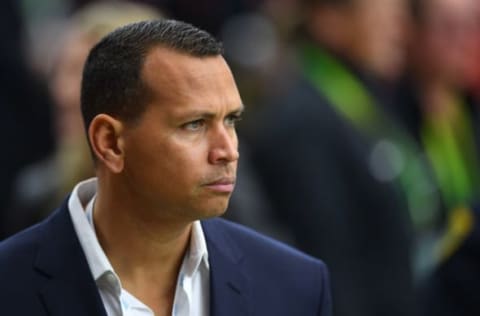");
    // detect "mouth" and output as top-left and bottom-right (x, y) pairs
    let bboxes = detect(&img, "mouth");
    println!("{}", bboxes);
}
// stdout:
(203, 177), (236, 193)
